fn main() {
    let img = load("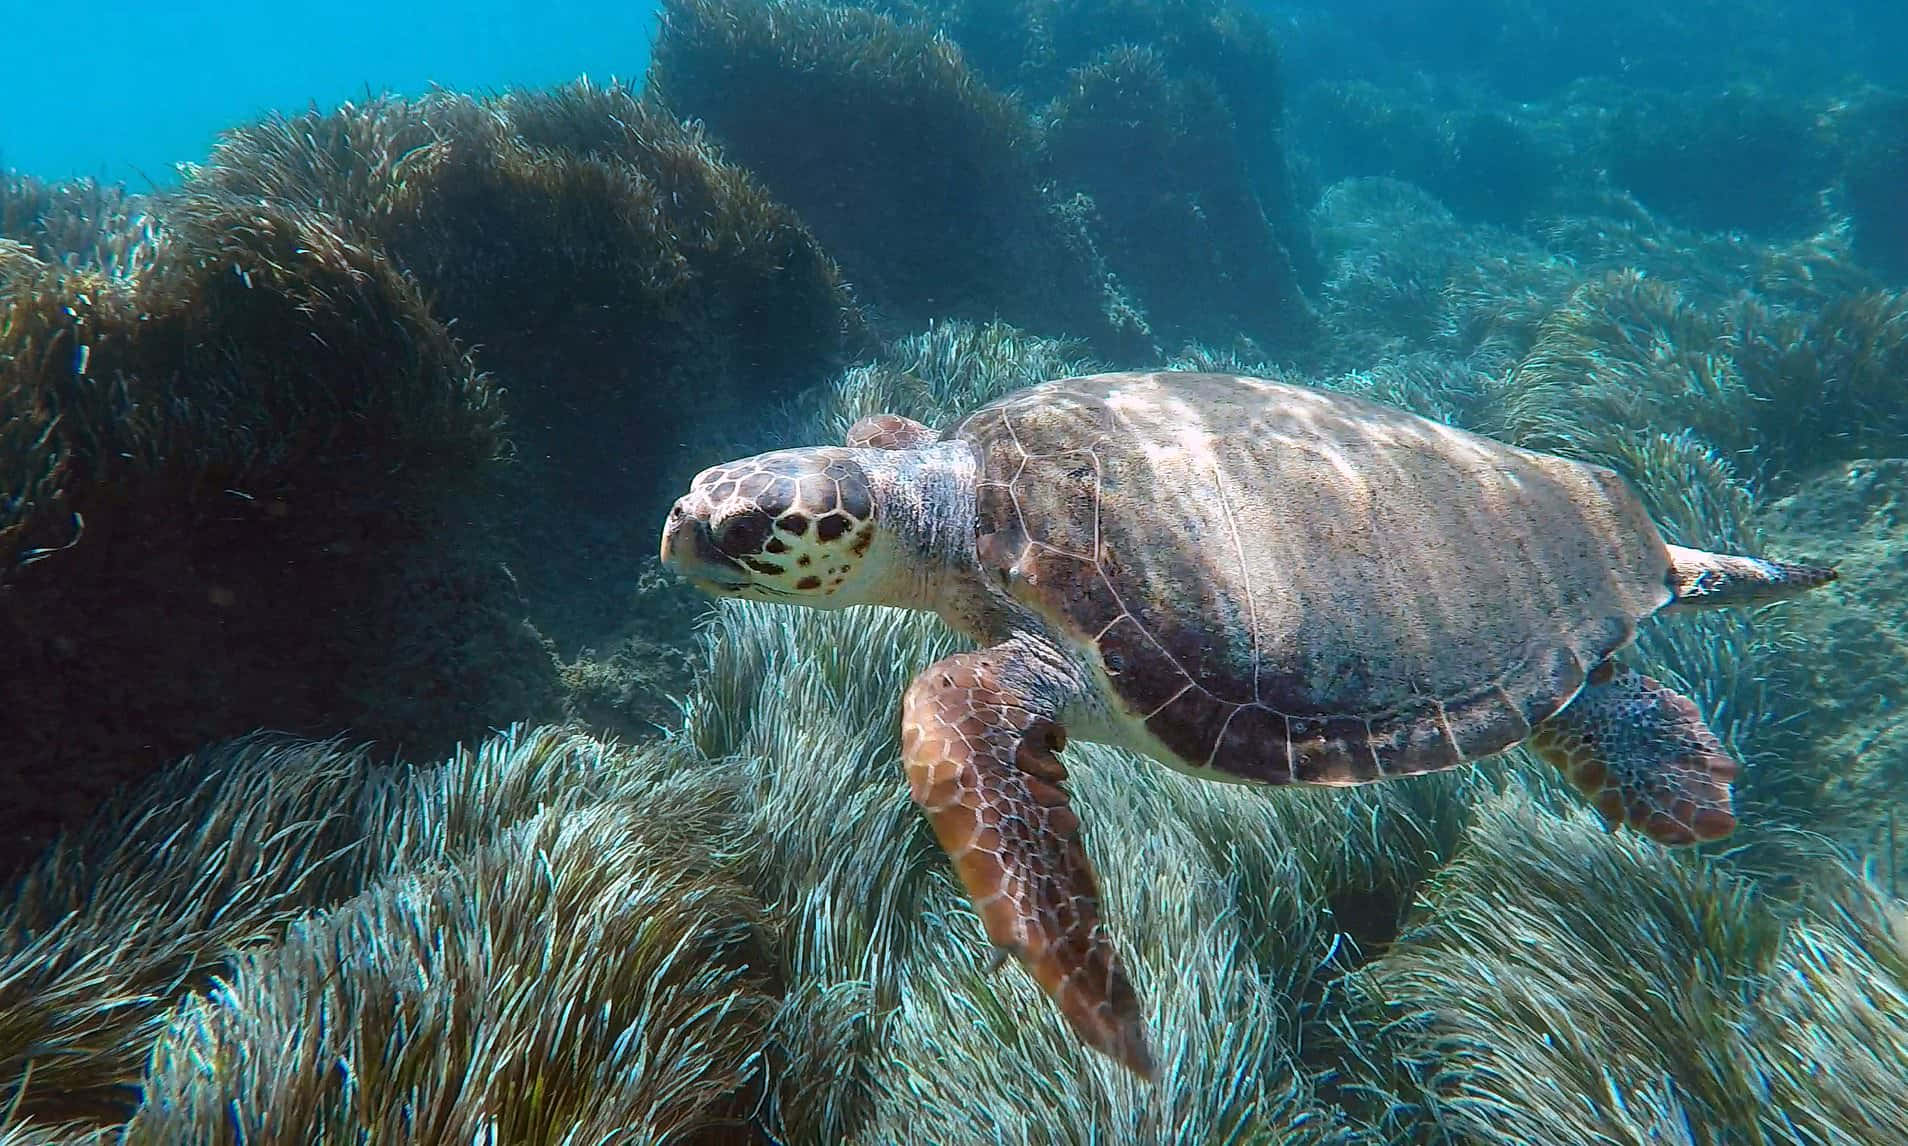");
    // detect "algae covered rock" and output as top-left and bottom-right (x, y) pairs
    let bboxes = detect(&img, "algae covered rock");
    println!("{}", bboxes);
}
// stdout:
(649, 0), (1124, 348)
(1044, 46), (1312, 351)
(189, 83), (864, 506)
(1827, 89), (1908, 283)
(1600, 85), (1833, 239)
(187, 81), (869, 685)
(1, 81), (876, 867)
(1292, 83), (1563, 228)
(0, 192), (559, 873)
